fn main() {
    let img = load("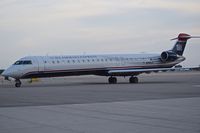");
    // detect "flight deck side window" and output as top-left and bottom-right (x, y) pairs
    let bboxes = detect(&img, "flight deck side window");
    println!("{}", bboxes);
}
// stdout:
(14, 61), (23, 65)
